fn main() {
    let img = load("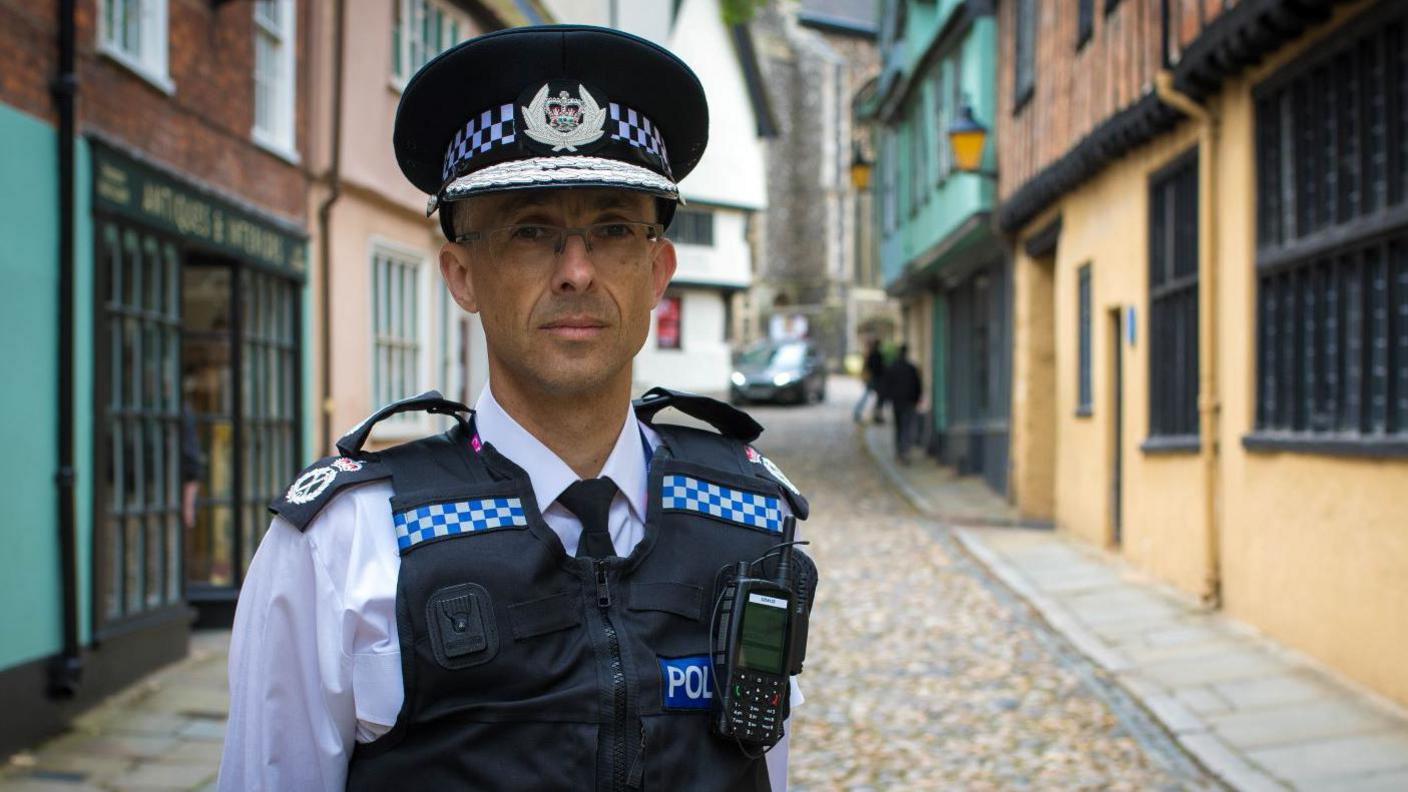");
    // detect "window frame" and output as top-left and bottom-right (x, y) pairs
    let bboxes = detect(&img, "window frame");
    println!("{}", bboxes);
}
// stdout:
(368, 239), (434, 441)
(667, 208), (716, 247)
(252, 0), (298, 161)
(391, 0), (464, 90)
(1077, 264), (1093, 416)
(1013, 0), (1036, 112)
(1246, 7), (1408, 455)
(97, 0), (173, 94)
(1145, 150), (1201, 448)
